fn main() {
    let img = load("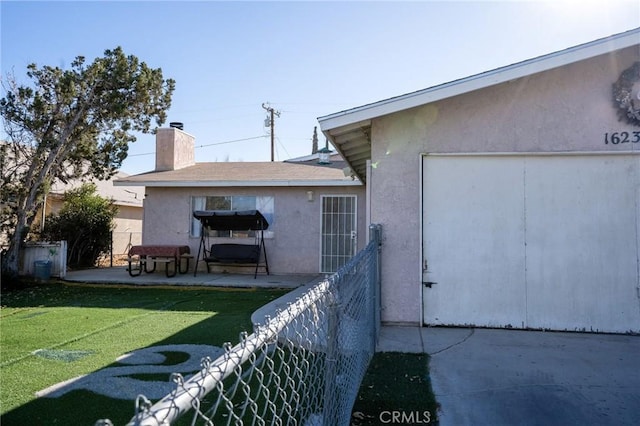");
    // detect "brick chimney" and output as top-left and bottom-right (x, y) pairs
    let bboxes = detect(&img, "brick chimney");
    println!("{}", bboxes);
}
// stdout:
(155, 124), (195, 171)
